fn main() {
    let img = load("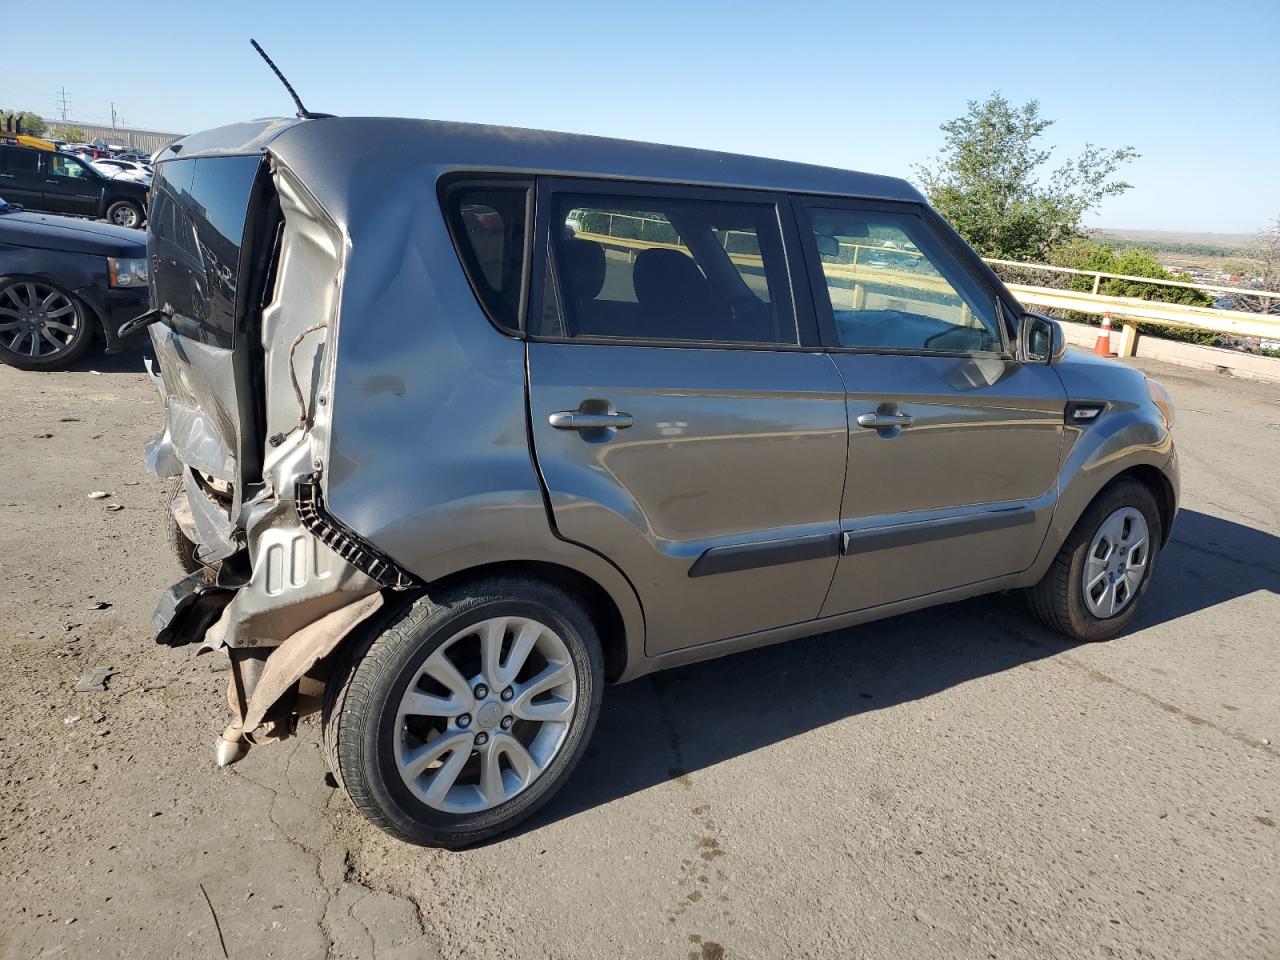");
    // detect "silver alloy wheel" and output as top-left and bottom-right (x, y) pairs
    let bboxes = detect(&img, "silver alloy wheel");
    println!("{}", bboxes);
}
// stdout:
(111, 205), (139, 227)
(1082, 506), (1150, 618)
(0, 282), (81, 359)
(393, 615), (577, 814)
